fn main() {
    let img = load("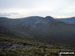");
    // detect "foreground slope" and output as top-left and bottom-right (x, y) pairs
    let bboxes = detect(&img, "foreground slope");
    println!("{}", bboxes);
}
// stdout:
(0, 34), (74, 56)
